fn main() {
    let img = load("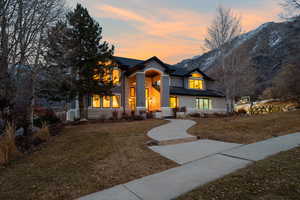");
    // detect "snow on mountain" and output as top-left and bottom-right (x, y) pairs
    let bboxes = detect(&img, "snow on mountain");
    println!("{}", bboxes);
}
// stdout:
(174, 17), (300, 93)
